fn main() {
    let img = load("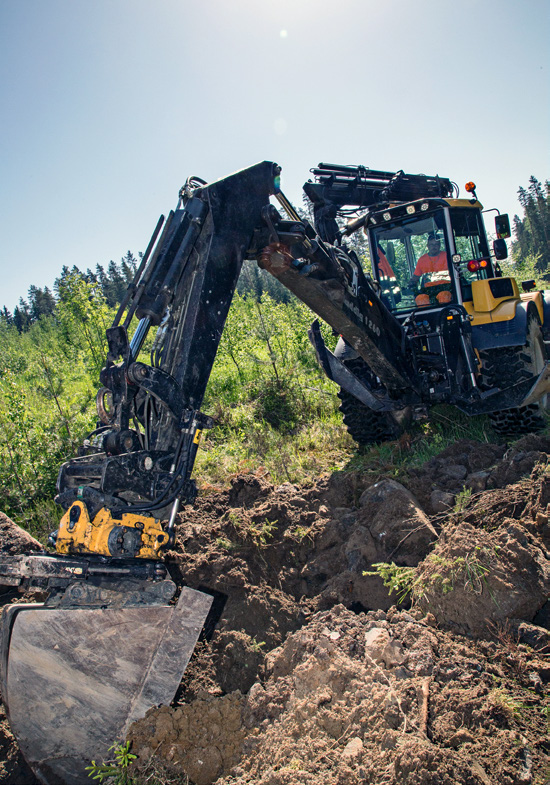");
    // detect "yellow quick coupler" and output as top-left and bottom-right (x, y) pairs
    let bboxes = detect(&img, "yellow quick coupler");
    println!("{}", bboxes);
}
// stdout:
(56, 500), (170, 559)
